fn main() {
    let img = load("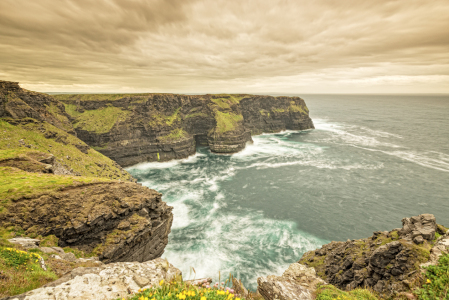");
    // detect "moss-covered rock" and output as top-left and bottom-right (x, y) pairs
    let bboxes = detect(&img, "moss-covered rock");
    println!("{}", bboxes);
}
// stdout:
(298, 214), (444, 298)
